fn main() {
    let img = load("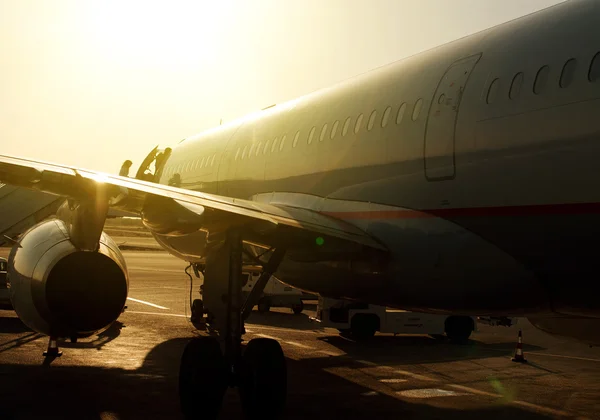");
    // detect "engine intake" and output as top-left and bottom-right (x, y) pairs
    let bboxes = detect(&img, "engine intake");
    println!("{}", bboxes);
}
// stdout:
(8, 218), (128, 338)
